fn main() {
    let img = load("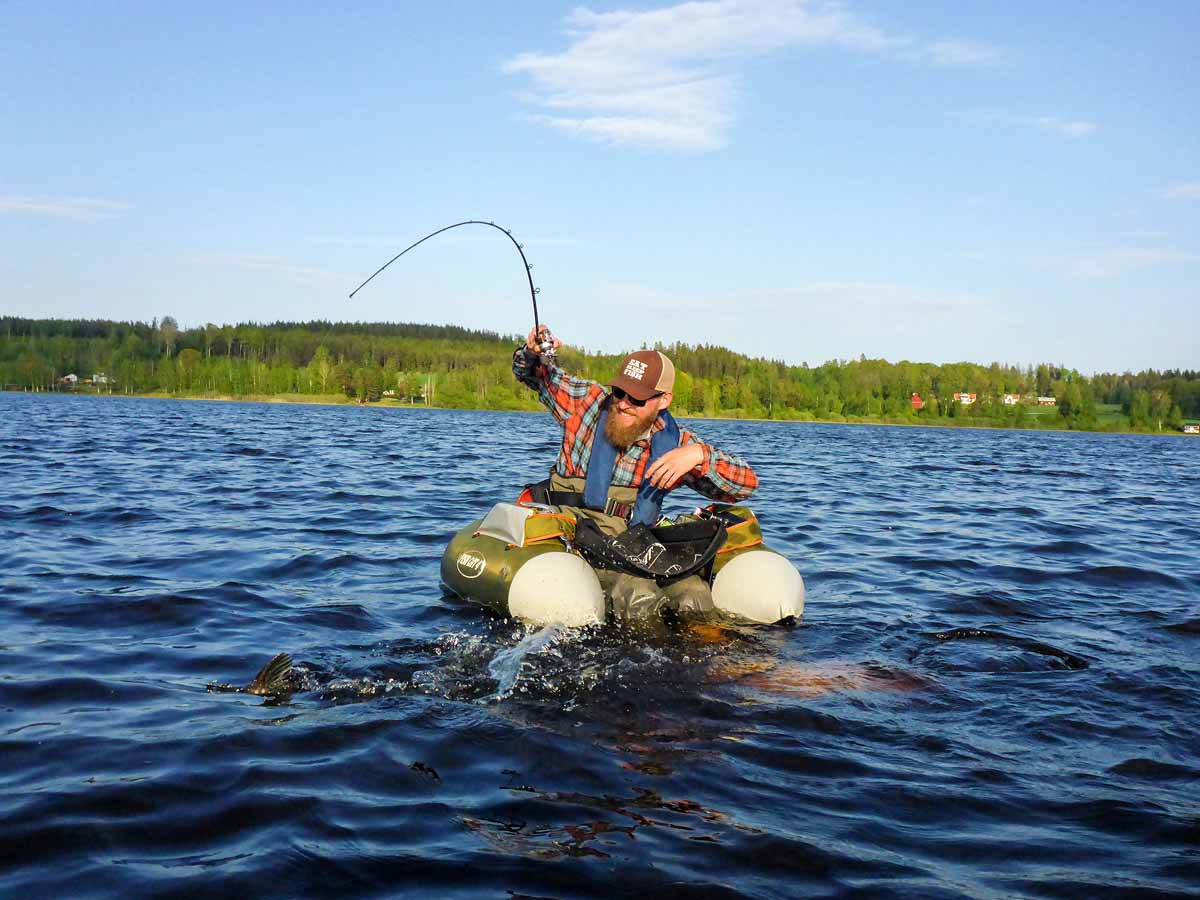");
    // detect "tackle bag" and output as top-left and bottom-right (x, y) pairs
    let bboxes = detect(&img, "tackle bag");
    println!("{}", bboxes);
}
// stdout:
(570, 516), (727, 586)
